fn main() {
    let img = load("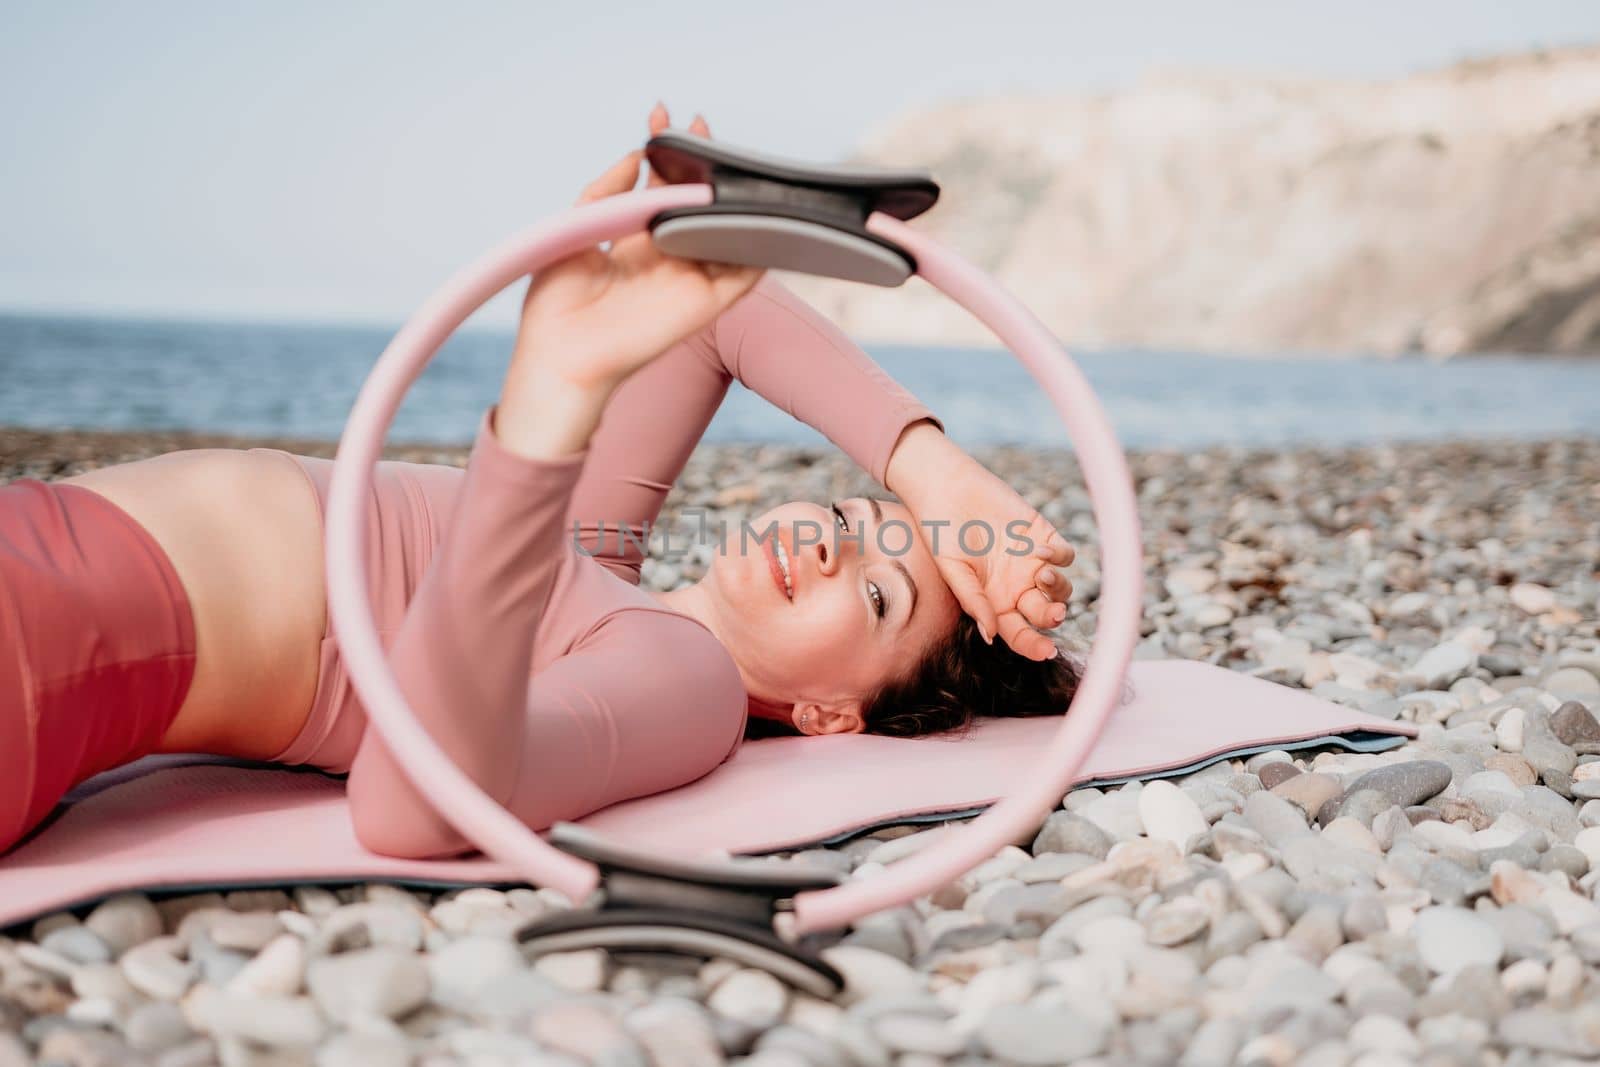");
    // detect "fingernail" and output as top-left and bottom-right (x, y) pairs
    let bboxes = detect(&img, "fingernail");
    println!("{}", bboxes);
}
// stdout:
(977, 621), (990, 644)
